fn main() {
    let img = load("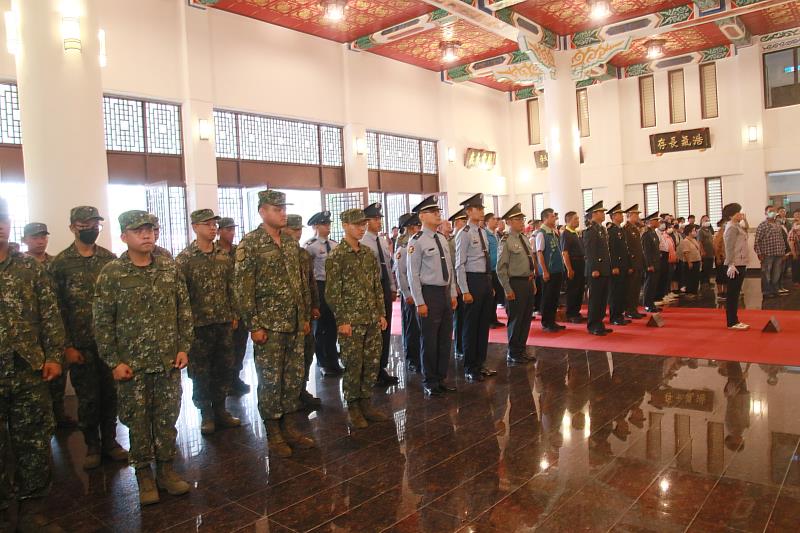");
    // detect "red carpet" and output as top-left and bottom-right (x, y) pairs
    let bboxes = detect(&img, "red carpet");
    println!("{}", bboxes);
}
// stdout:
(390, 303), (799, 366)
